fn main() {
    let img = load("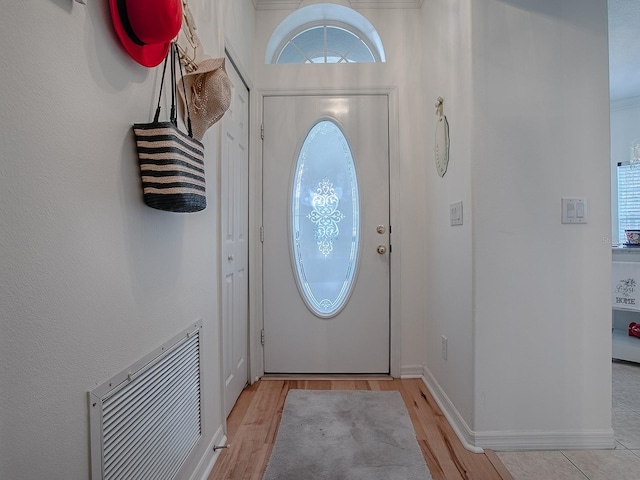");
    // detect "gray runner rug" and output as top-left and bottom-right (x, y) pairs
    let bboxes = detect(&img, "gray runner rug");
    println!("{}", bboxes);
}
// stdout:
(262, 389), (433, 480)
